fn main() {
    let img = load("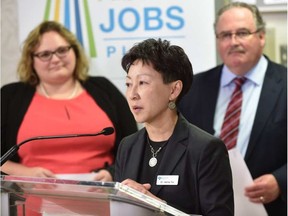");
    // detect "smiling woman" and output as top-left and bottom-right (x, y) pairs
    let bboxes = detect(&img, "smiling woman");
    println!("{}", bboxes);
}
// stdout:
(1, 21), (138, 197)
